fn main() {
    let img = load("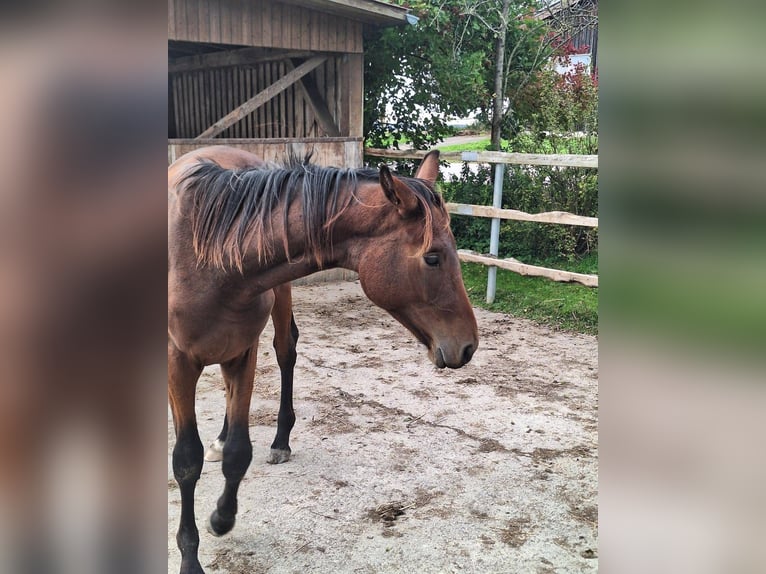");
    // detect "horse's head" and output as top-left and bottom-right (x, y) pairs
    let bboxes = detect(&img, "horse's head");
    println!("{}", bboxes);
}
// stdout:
(355, 151), (478, 369)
